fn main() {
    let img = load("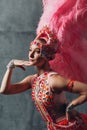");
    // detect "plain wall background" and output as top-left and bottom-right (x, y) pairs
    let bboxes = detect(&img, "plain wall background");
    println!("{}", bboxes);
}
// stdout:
(0, 0), (87, 130)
